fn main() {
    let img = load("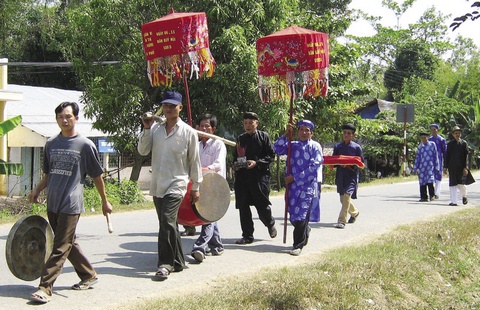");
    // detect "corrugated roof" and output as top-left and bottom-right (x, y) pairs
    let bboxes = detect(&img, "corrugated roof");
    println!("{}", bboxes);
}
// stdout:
(5, 84), (107, 138)
(354, 98), (396, 120)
